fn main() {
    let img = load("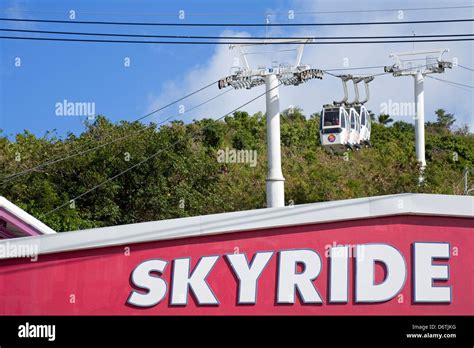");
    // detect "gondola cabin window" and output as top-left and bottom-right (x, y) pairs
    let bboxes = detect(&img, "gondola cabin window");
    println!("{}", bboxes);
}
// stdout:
(324, 110), (340, 127)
